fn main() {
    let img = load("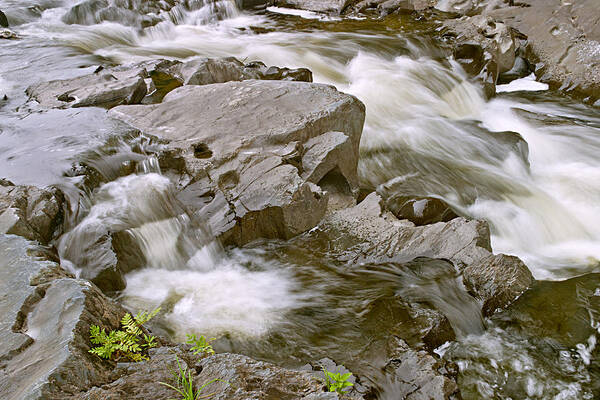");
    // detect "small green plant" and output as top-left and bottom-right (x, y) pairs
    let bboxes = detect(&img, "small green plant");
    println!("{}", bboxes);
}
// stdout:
(322, 366), (354, 395)
(89, 307), (160, 362)
(159, 355), (225, 400)
(186, 334), (215, 356)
